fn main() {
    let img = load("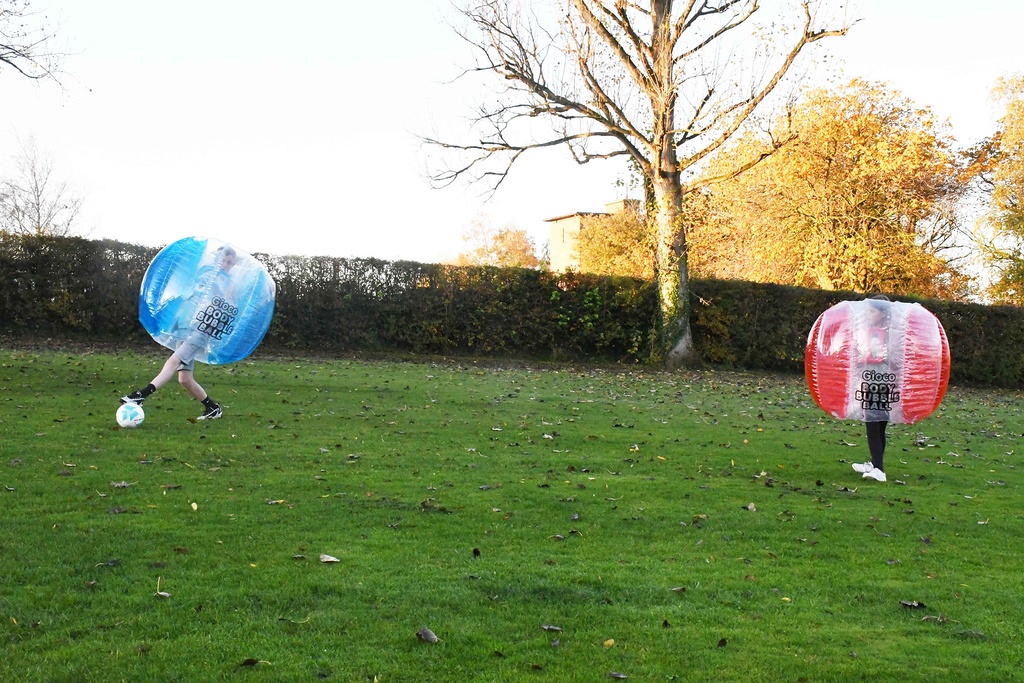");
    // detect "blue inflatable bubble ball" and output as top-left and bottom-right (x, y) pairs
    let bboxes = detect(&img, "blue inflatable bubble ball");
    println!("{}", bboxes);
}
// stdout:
(139, 237), (276, 365)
